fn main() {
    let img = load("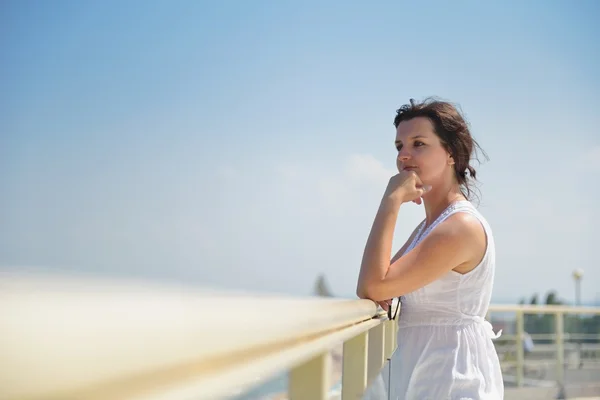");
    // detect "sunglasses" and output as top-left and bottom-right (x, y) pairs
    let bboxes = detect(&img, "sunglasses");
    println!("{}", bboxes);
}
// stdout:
(387, 297), (401, 321)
